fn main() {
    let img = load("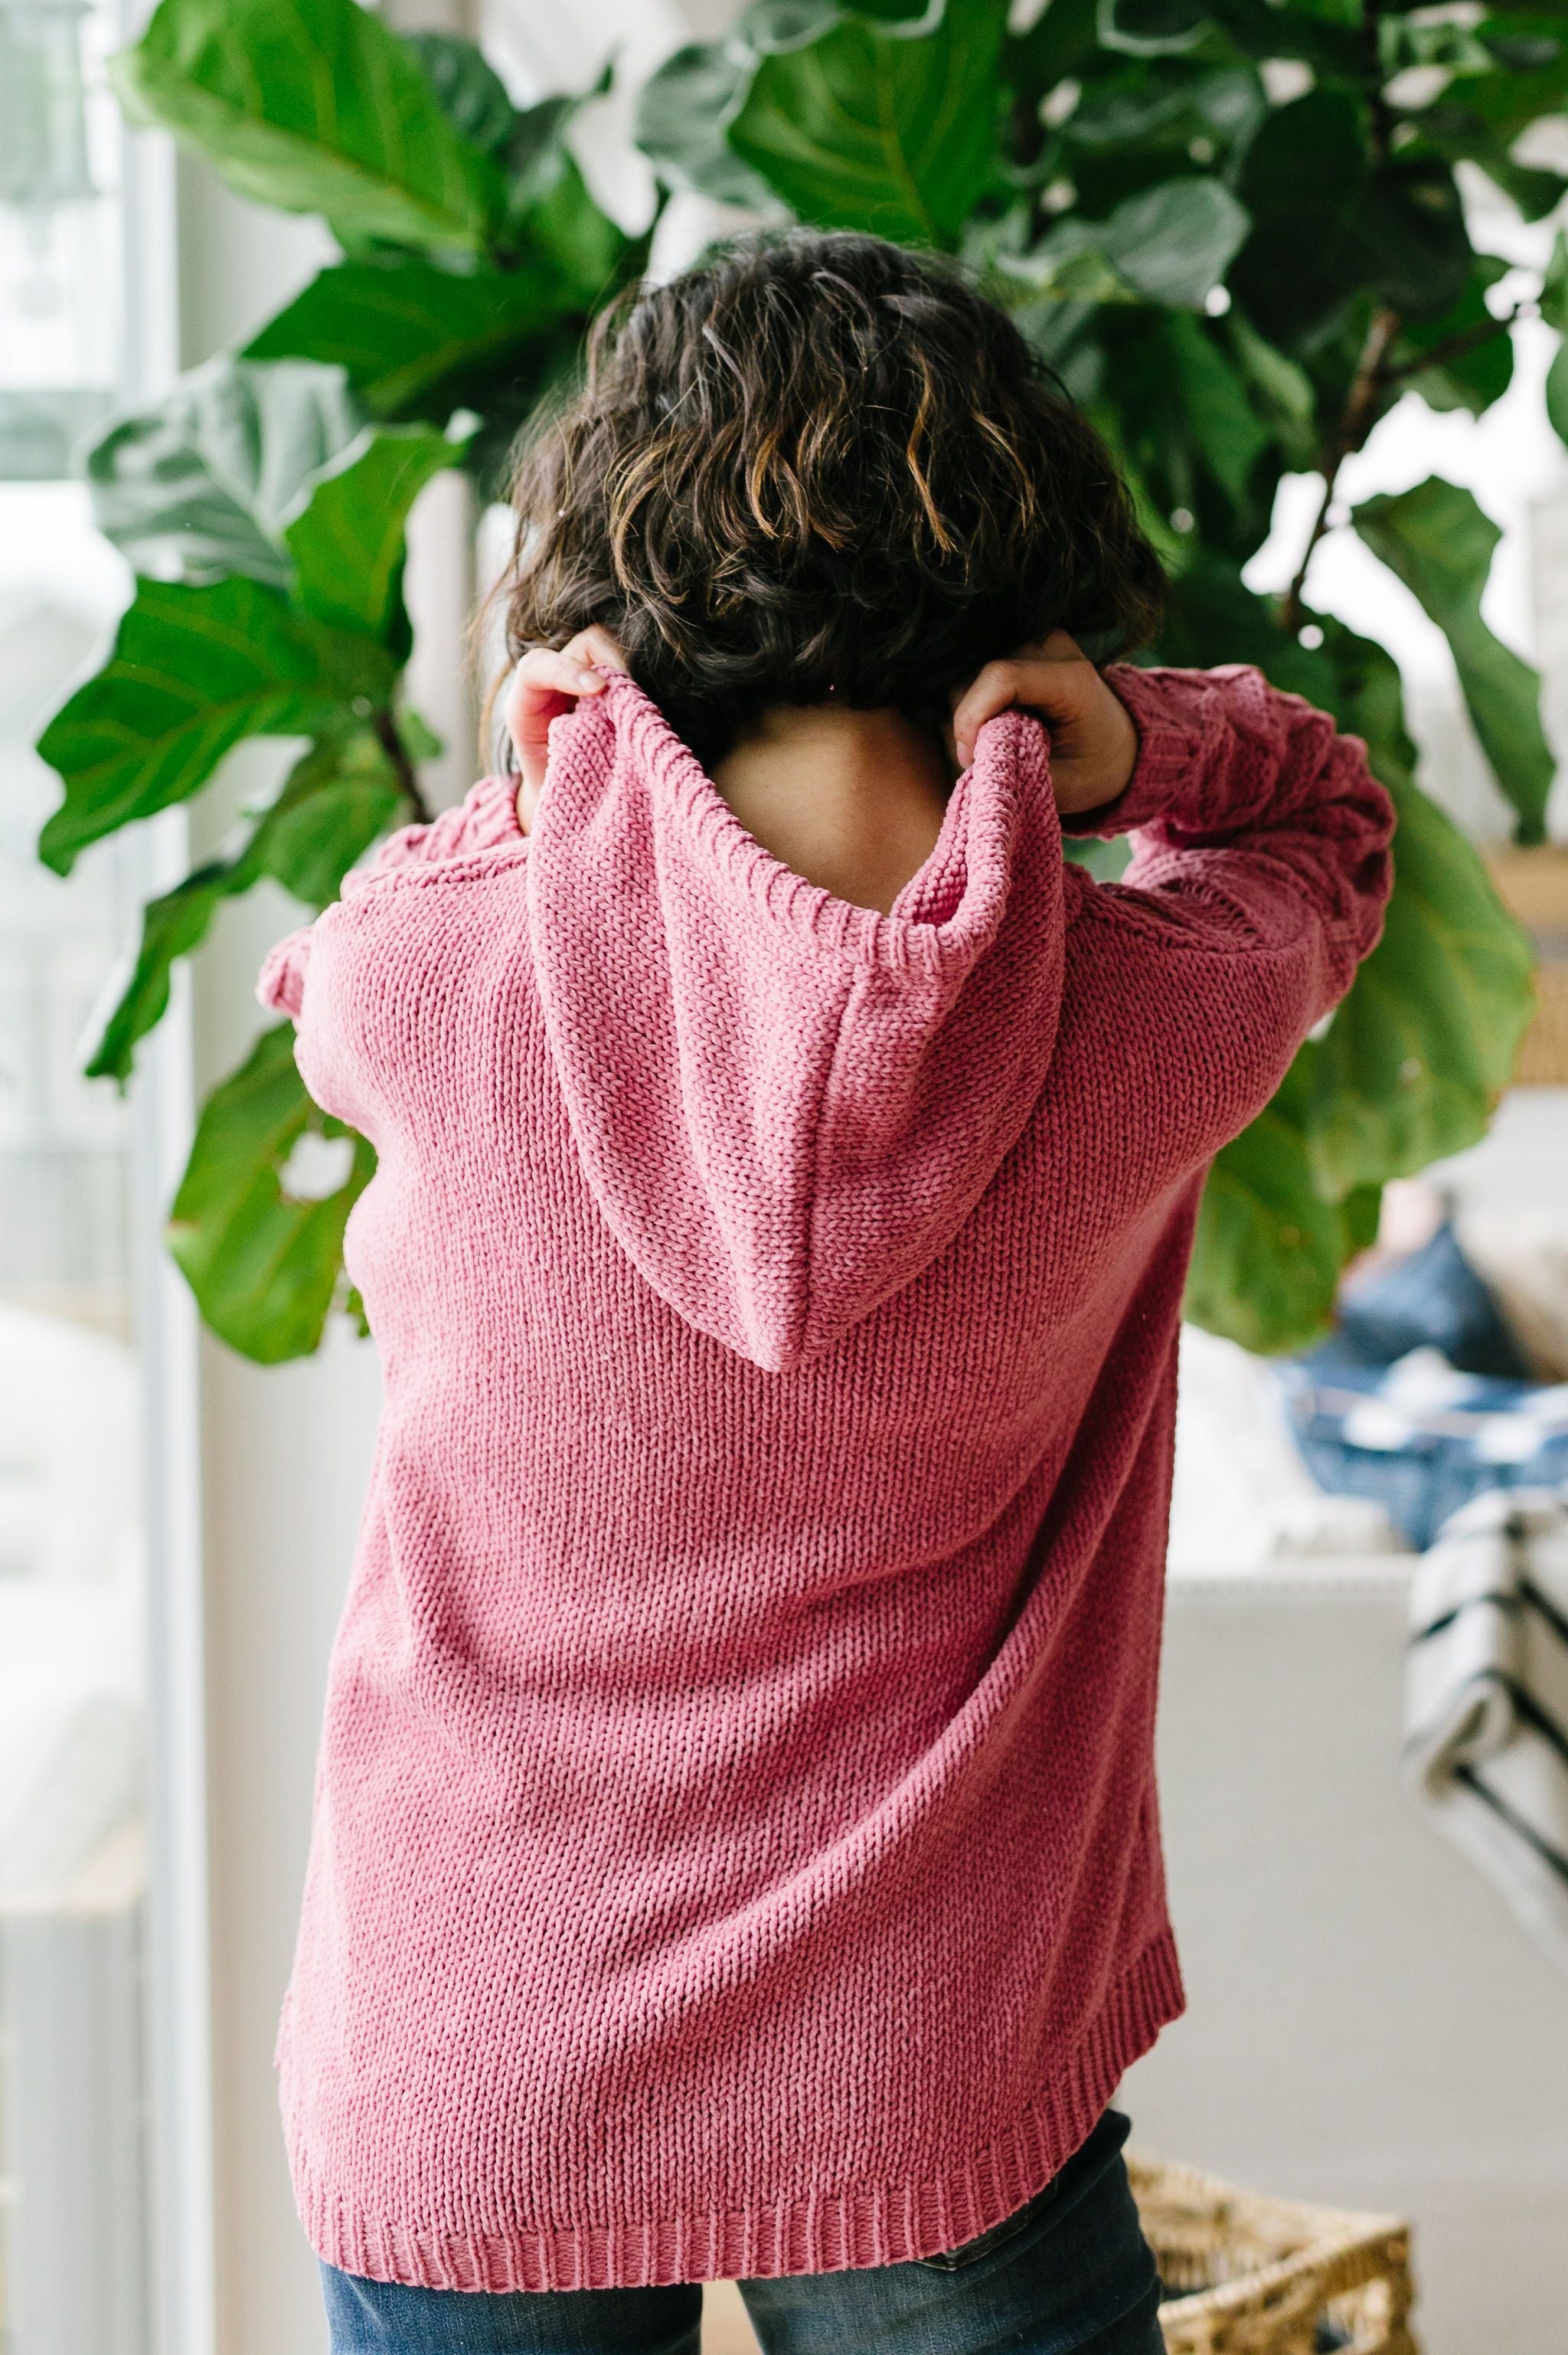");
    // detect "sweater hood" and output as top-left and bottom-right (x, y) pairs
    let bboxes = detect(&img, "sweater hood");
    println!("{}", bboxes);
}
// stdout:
(527, 674), (1065, 1372)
